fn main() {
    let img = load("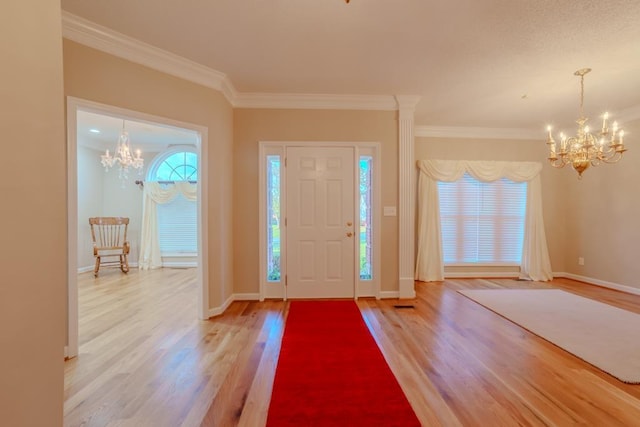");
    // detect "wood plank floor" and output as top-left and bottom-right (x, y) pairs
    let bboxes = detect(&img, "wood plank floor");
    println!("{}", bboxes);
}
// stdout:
(64, 270), (640, 426)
